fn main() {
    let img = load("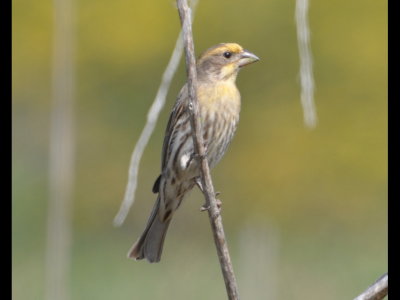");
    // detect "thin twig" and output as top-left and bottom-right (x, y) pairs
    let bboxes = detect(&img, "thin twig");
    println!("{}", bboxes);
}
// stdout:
(45, 0), (75, 299)
(354, 273), (388, 300)
(295, 0), (317, 128)
(113, 0), (198, 227)
(176, 1), (240, 299)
